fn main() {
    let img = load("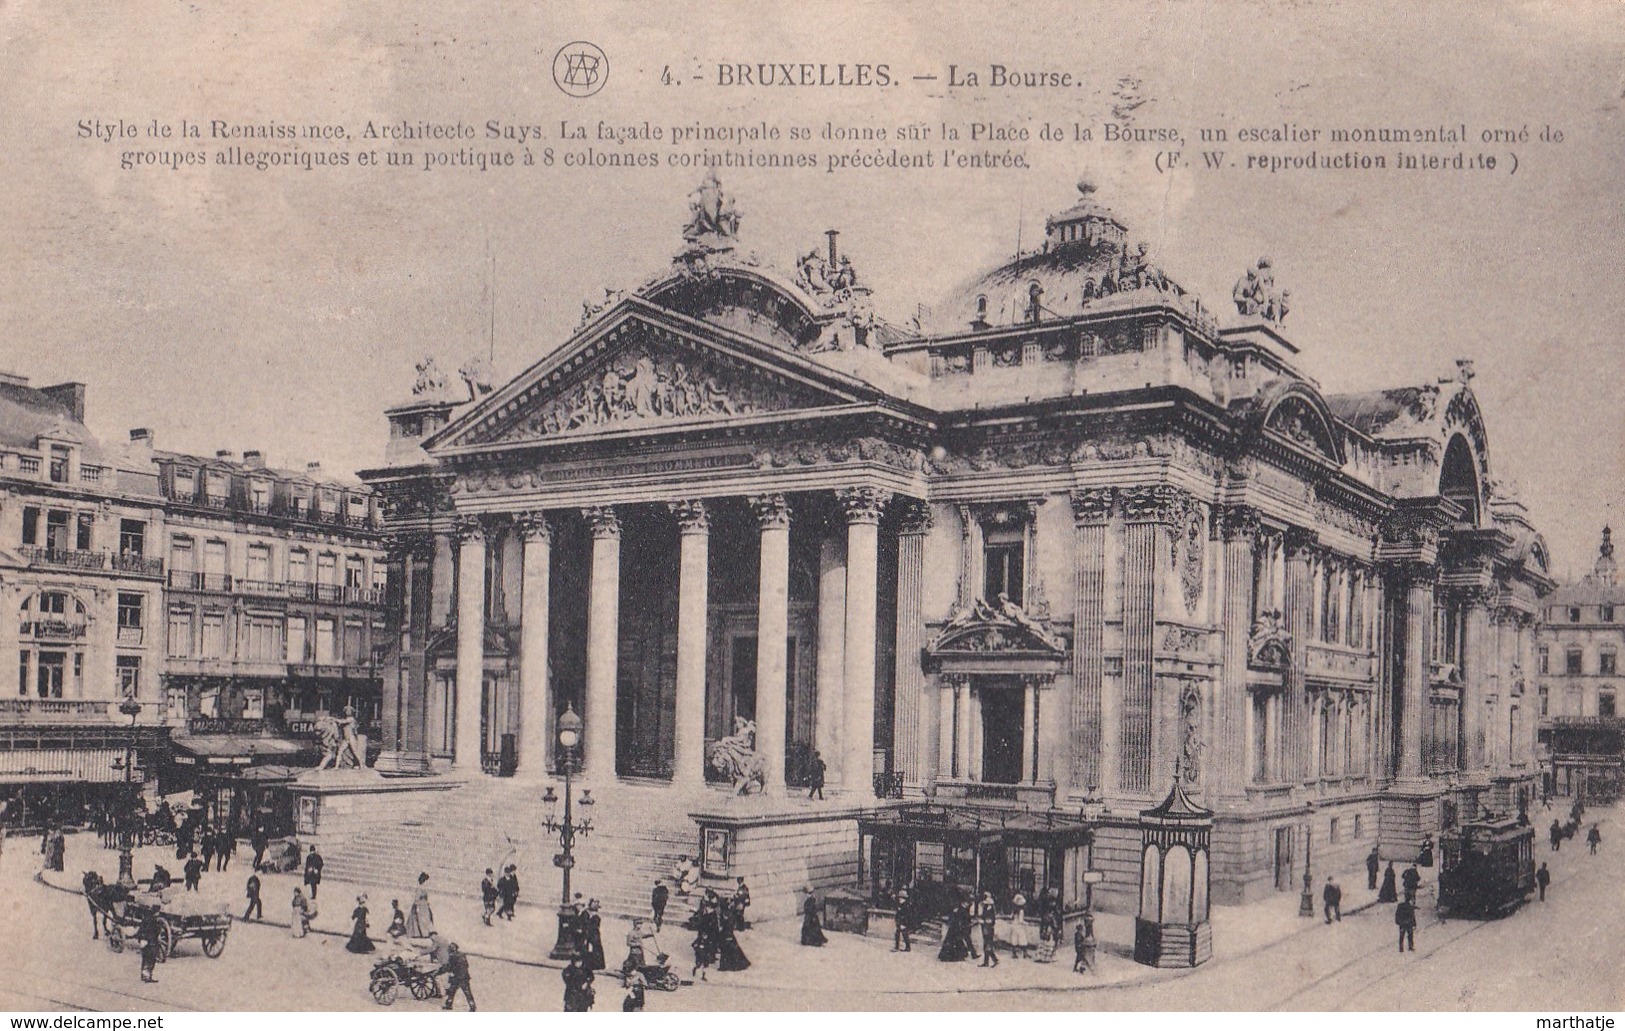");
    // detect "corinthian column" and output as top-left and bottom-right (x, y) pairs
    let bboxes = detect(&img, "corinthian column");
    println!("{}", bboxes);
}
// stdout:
(893, 500), (931, 792)
(670, 500), (711, 787)
(583, 506), (622, 778)
(1395, 563), (1434, 780)
(1283, 528), (1318, 784)
(517, 513), (552, 776)
(751, 494), (791, 792)
(837, 486), (891, 794)
(1461, 588), (1493, 773)
(453, 517), (487, 771)
(1219, 506), (1260, 799)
